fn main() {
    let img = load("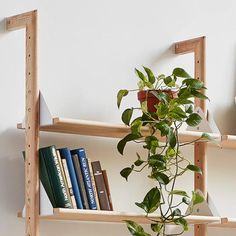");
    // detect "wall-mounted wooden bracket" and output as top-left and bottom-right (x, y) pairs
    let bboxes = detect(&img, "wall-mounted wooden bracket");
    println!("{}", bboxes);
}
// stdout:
(6, 10), (39, 236)
(175, 36), (207, 236)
